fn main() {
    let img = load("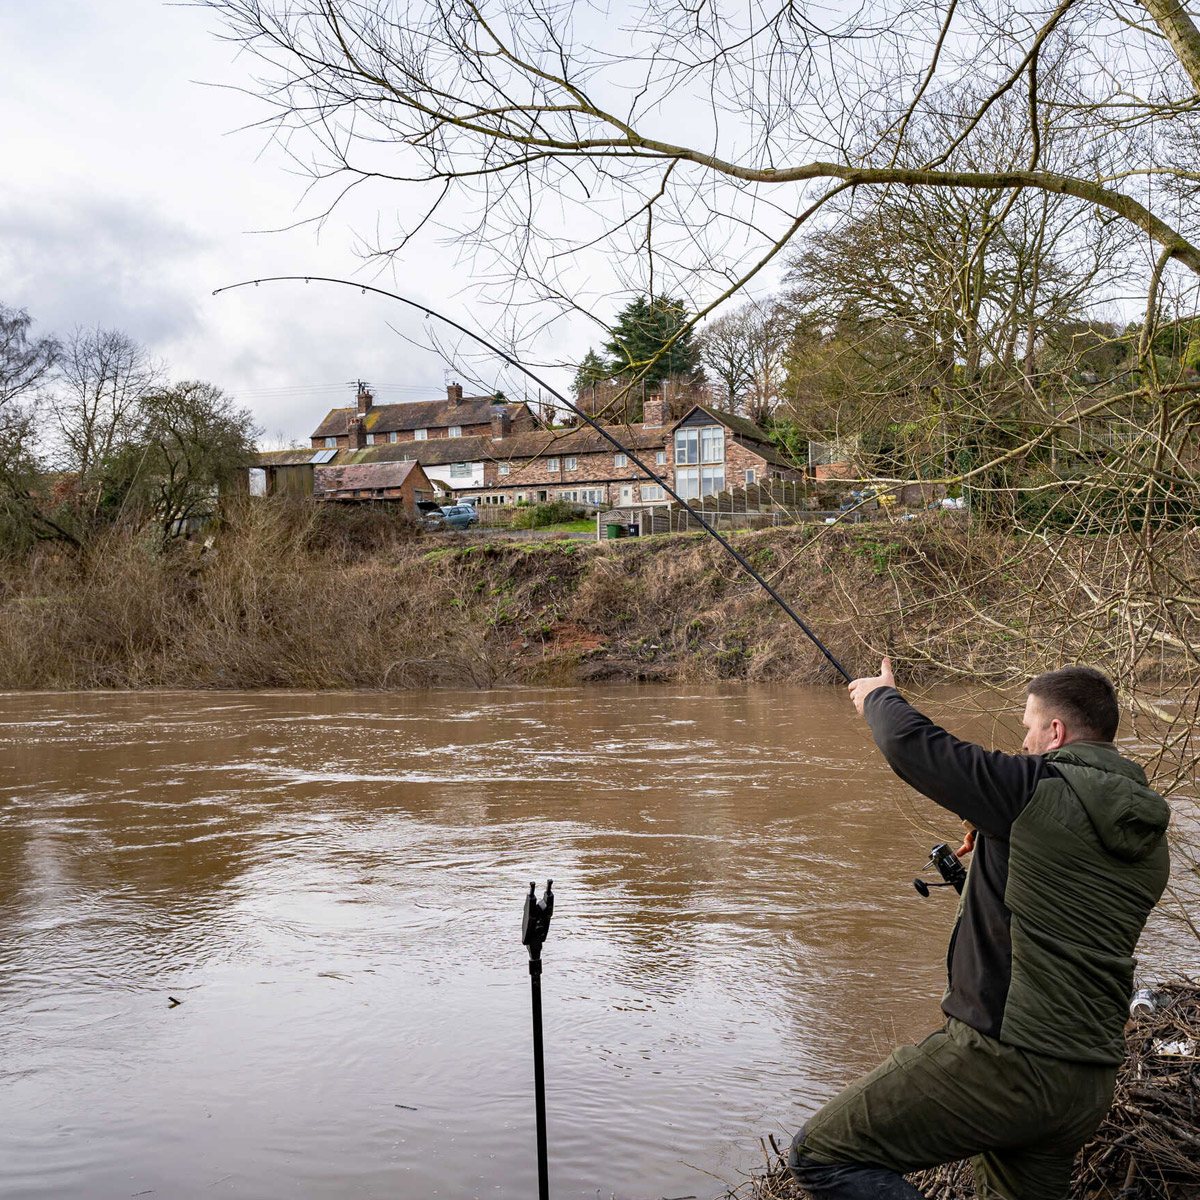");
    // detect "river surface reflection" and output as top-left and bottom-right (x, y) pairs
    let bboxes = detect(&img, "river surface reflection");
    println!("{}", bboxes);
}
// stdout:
(0, 687), (1185, 1199)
